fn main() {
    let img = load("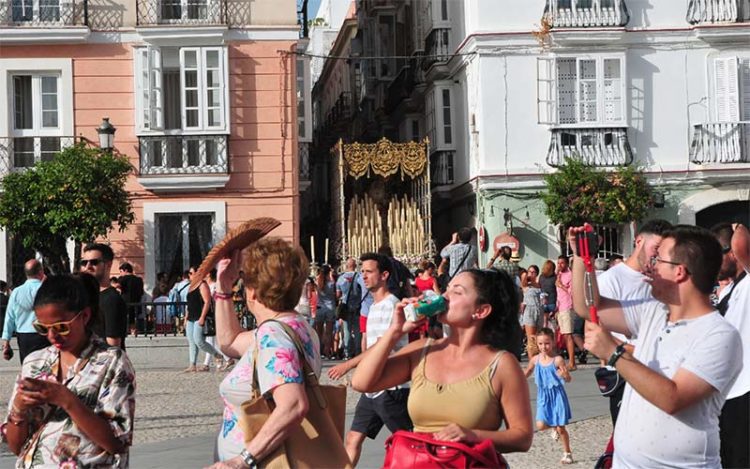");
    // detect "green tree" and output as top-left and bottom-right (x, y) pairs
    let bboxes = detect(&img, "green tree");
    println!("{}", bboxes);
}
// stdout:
(541, 158), (653, 226)
(0, 143), (135, 273)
